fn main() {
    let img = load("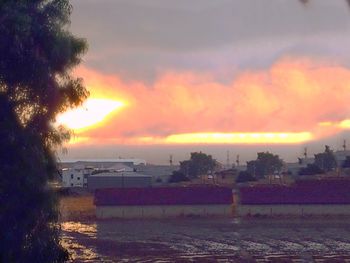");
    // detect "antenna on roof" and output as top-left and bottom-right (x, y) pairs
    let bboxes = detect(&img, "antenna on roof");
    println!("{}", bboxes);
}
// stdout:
(169, 154), (173, 166)
(343, 139), (347, 151)
(236, 154), (240, 167)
